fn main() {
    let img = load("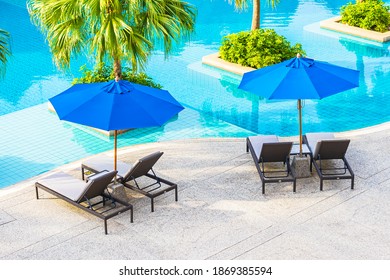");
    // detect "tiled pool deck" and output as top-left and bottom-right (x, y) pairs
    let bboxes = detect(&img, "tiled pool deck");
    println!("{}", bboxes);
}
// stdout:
(1, 122), (390, 260)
